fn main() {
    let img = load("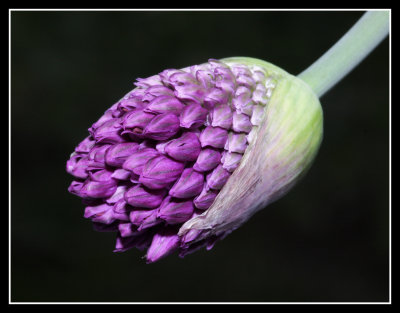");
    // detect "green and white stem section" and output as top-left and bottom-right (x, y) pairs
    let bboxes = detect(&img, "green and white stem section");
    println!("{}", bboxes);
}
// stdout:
(179, 11), (389, 242)
(299, 10), (389, 98)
